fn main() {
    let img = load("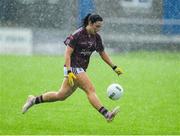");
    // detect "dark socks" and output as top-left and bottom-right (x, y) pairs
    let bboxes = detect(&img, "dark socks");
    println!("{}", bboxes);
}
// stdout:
(99, 106), (108, 118)
(35, 95), (43, 104)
